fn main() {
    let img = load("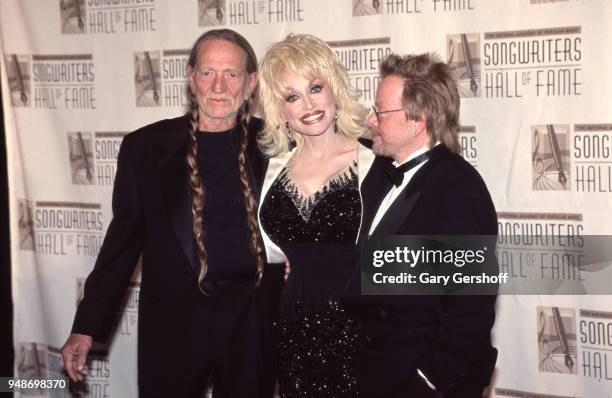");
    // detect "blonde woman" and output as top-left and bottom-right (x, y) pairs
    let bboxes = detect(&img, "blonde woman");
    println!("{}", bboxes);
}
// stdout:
(258, 34), (375, 396)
